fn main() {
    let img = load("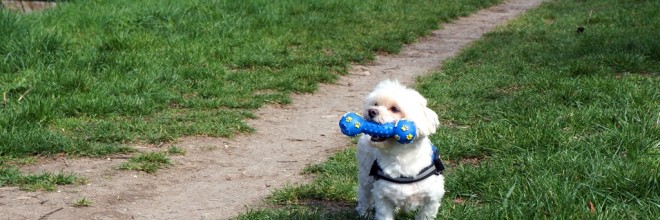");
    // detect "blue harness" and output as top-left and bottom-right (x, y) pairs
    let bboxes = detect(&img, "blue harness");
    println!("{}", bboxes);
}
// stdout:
(369, 145), (445, 184)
